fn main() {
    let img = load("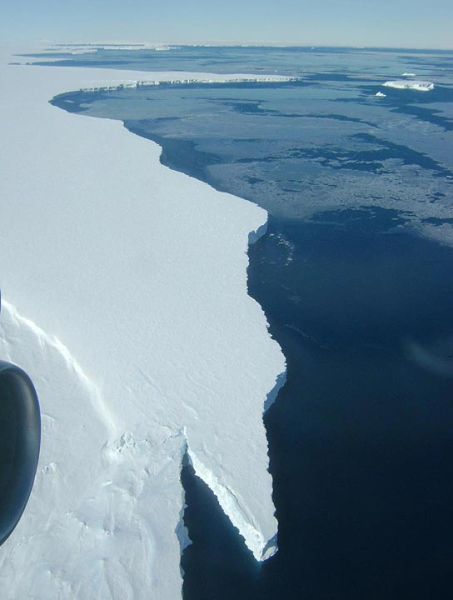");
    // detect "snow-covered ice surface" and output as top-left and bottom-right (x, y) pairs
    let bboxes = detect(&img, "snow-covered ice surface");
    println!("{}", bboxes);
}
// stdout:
(383, 79), (434, 91)
(0, 55), (286, 599)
